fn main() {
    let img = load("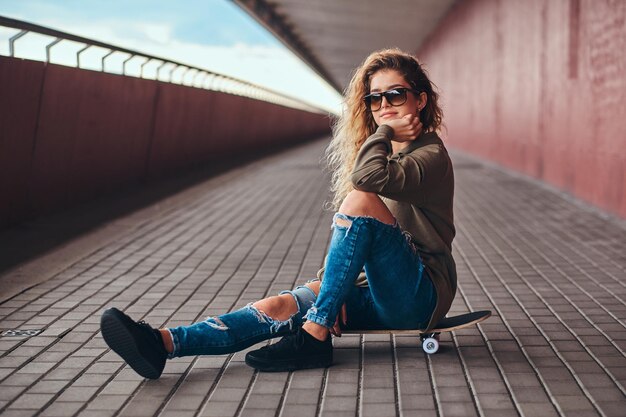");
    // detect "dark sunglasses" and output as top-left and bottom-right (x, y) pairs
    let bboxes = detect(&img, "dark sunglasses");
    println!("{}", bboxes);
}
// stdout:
(363, 87), (421, 111)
